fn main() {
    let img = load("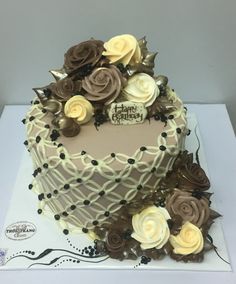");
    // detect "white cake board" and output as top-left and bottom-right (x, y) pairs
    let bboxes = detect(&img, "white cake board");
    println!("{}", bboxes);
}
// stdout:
(0, 113), (231, 271)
